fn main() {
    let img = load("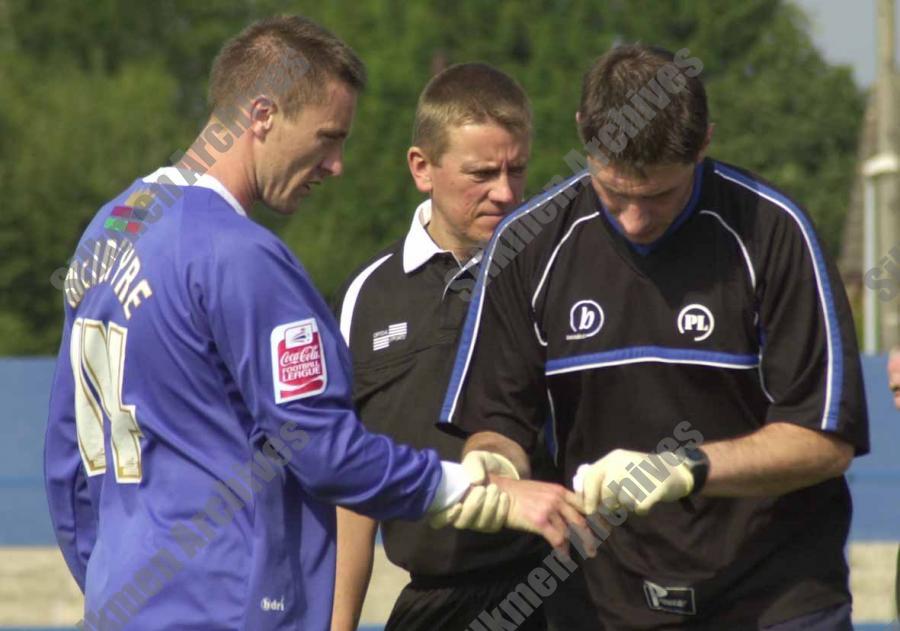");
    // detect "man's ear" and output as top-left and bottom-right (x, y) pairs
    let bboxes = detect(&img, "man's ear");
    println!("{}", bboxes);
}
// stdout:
(408, 146), (434, 194)
(249, 96), (276, 140)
